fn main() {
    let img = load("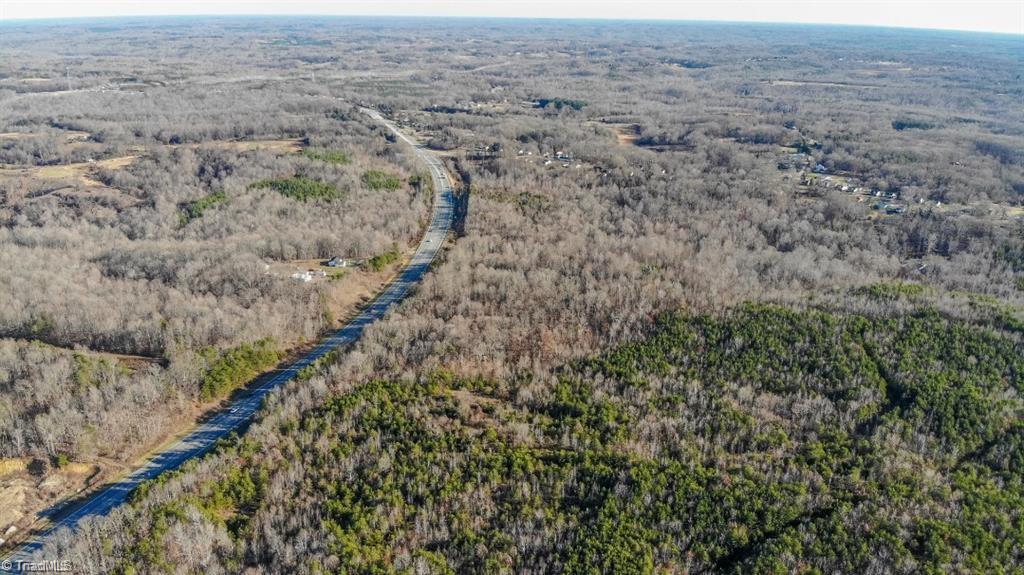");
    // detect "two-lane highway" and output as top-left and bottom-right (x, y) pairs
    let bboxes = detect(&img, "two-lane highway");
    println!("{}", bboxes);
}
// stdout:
(2, 109), (454, 572)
